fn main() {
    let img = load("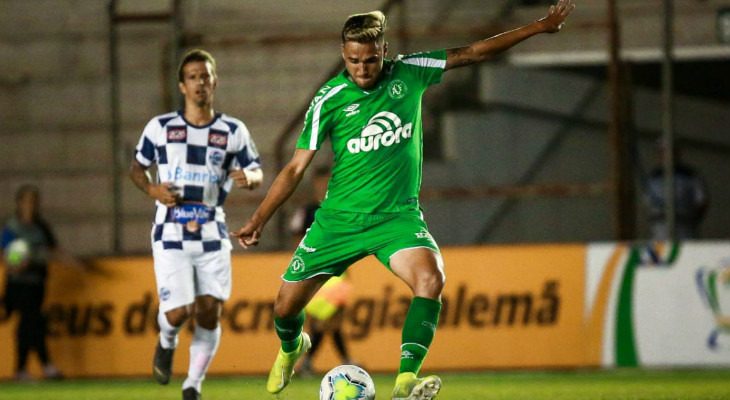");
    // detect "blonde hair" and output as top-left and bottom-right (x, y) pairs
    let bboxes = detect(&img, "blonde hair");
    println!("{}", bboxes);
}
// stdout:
(341, 10), (386, 44)
(177, 49), (217, 83)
